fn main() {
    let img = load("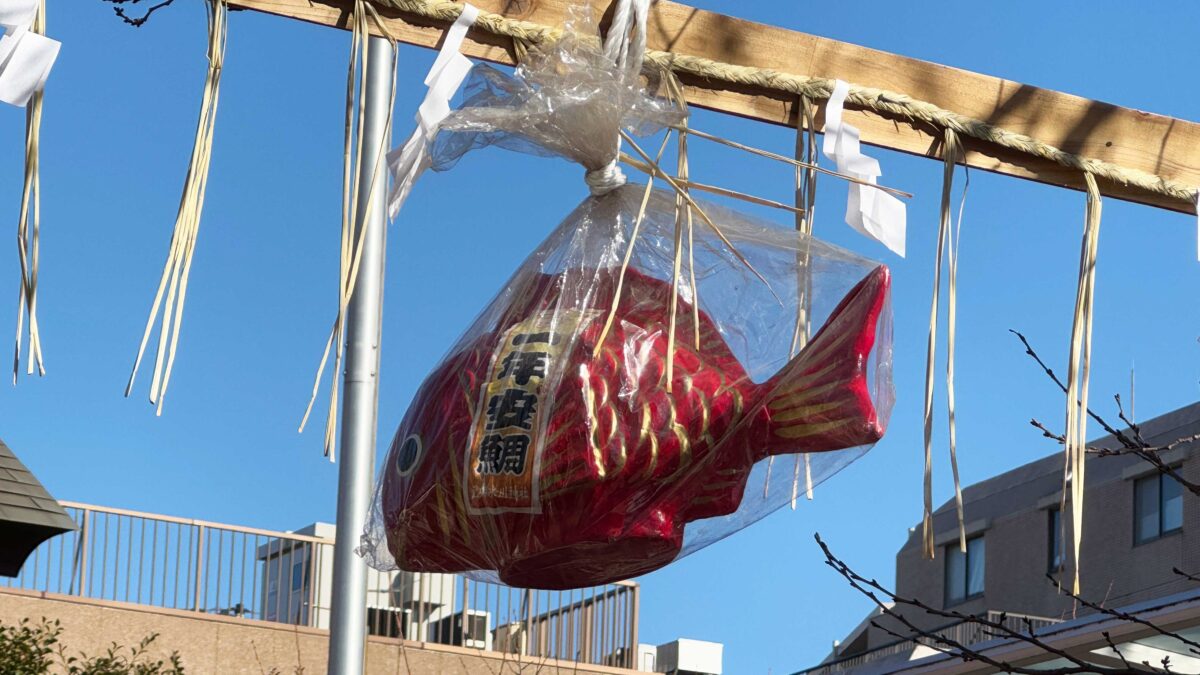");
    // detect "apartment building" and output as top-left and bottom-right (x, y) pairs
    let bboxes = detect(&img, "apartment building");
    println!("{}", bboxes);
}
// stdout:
(799, 401), (1200, 674)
